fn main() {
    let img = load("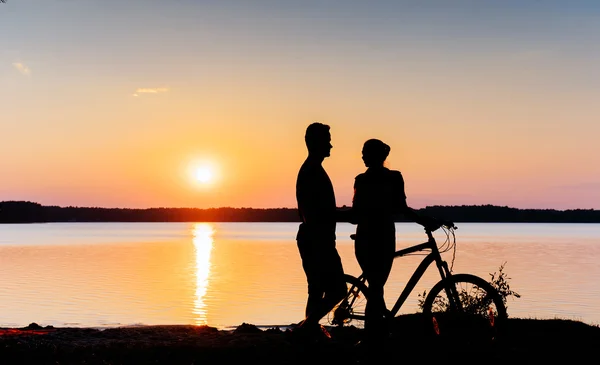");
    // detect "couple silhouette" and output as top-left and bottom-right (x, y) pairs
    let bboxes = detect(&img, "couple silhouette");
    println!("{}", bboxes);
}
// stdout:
(293, 122), (443, 346)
